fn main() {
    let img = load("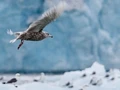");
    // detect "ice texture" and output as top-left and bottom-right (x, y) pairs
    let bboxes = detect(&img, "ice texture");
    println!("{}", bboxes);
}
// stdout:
(0, 0), (120, 72)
